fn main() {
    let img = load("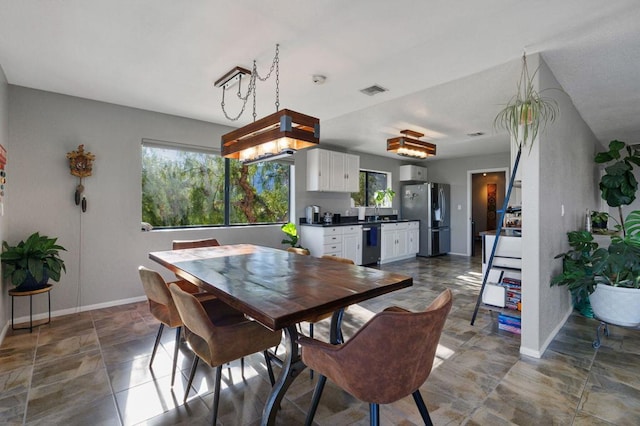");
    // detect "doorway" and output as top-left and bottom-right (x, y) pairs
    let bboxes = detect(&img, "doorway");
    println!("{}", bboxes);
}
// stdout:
(466, 168), (508, 257)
